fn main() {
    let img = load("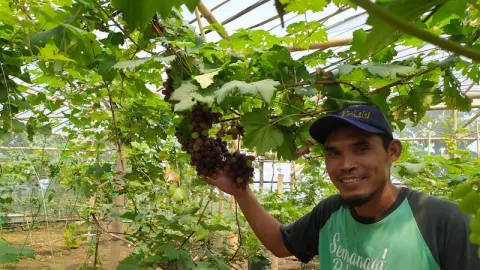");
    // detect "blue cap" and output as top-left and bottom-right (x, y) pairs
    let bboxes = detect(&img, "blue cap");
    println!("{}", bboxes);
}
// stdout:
(309, 105), (393, 144)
